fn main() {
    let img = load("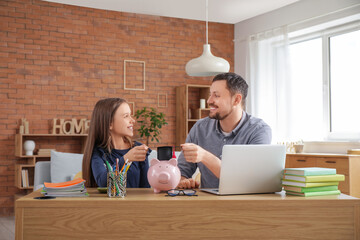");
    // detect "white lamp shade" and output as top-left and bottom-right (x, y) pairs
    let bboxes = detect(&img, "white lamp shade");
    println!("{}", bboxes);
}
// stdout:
(186, 44), (230, 77)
